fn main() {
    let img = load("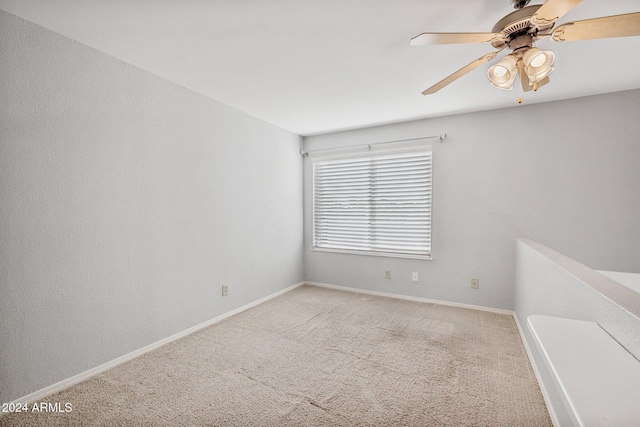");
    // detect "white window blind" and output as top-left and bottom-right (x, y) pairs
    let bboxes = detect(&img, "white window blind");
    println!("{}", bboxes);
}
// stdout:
(313, 149), (432, 259)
